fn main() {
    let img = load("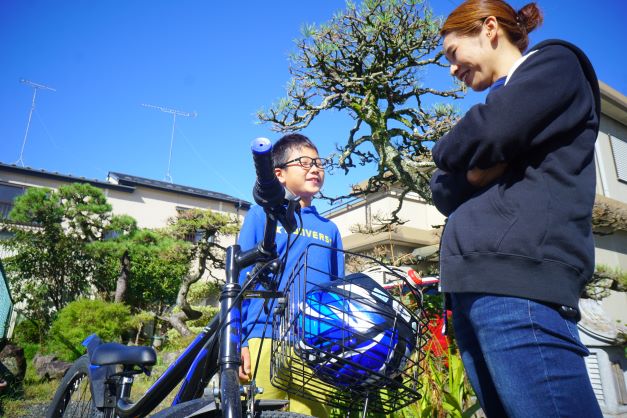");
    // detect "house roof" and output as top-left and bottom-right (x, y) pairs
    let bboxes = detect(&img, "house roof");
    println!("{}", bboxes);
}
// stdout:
(107, 172), (250, 208)
(0, 162), (134, 192)
(600, 80), (627, 125)
(0, 162), (250, 208)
